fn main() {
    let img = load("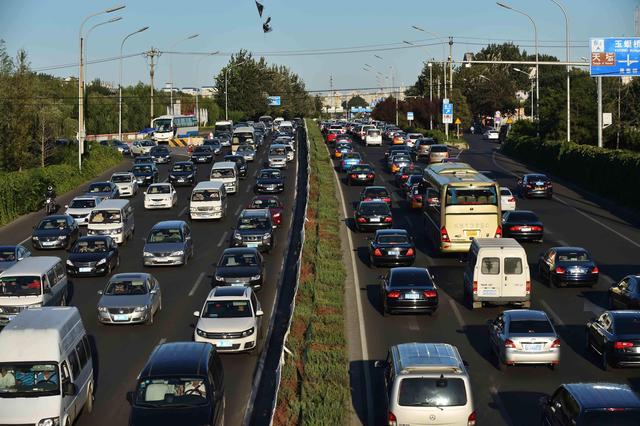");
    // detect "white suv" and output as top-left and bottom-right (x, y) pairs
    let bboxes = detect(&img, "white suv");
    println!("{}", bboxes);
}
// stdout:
(110, 172), (139, 197)
(193, 286), (263, 353)
(65, 195), (102, 226)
